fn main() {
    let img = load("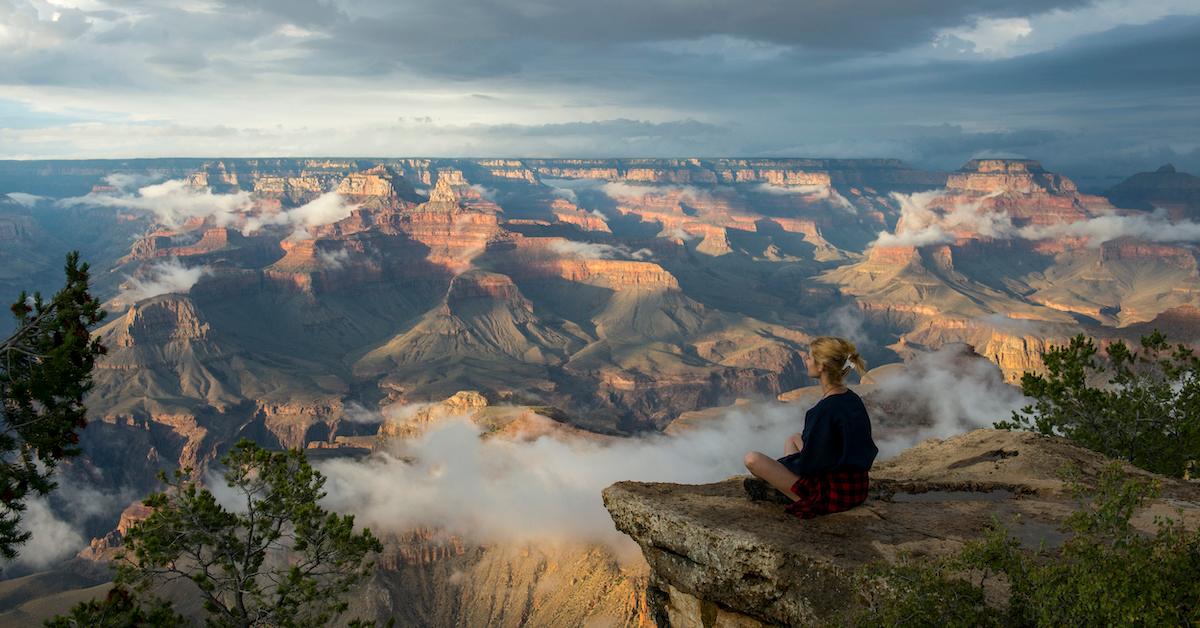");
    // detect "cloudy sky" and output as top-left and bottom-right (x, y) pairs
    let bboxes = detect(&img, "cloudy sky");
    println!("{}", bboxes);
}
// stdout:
(1, 0), (1197, 185)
